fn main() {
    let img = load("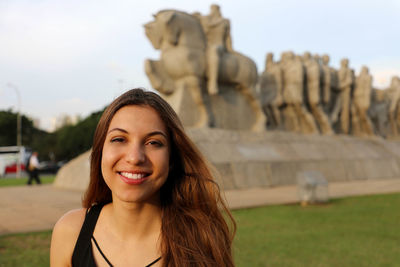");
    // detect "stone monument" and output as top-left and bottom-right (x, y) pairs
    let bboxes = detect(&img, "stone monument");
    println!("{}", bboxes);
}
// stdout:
(54, 6), (400, 205)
